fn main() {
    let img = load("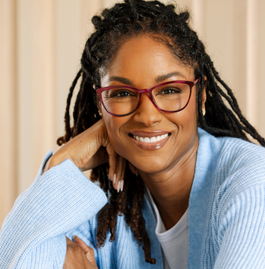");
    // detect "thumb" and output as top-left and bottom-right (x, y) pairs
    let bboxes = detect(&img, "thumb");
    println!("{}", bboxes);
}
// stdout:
(73, 236), (98, 268)
(85, 246), (97, 267)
